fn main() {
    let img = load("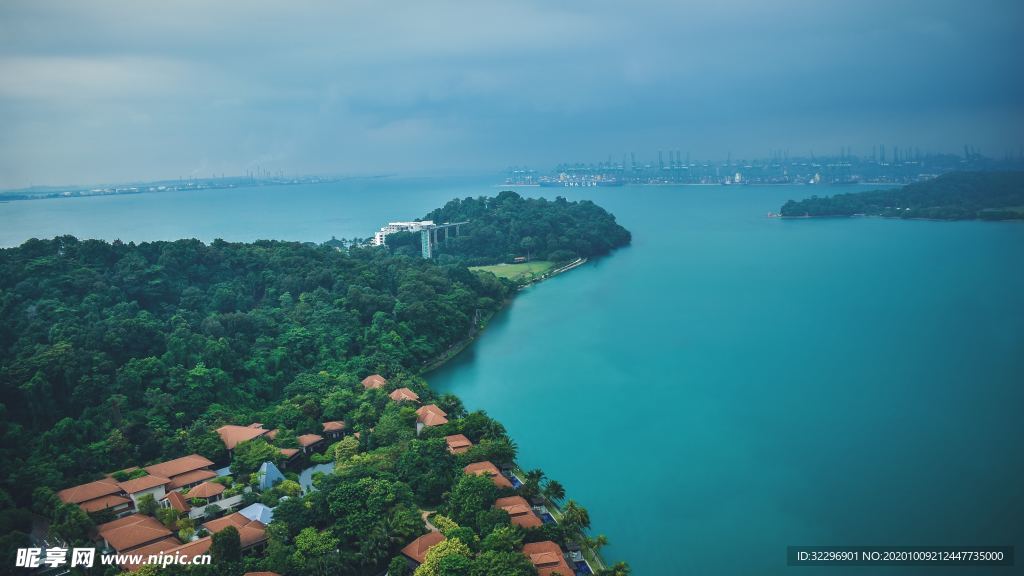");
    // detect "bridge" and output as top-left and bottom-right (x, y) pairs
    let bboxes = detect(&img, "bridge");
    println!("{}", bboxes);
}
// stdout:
(421, 221), (468, 258)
